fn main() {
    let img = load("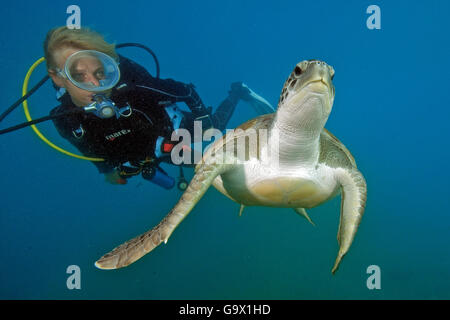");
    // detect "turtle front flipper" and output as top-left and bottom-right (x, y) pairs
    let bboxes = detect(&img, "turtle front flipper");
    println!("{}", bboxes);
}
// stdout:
(332, 168), (367, 274)
(95, 162), (231, 270)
